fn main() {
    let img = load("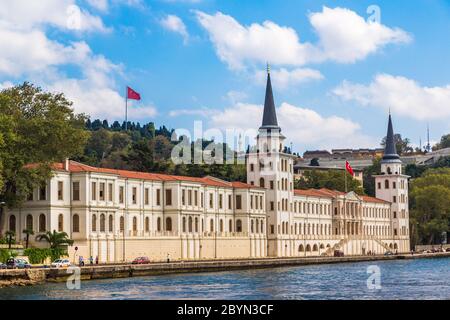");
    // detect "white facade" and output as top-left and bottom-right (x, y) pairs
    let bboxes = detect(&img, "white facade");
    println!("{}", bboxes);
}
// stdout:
(3, 73), (410, 262)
